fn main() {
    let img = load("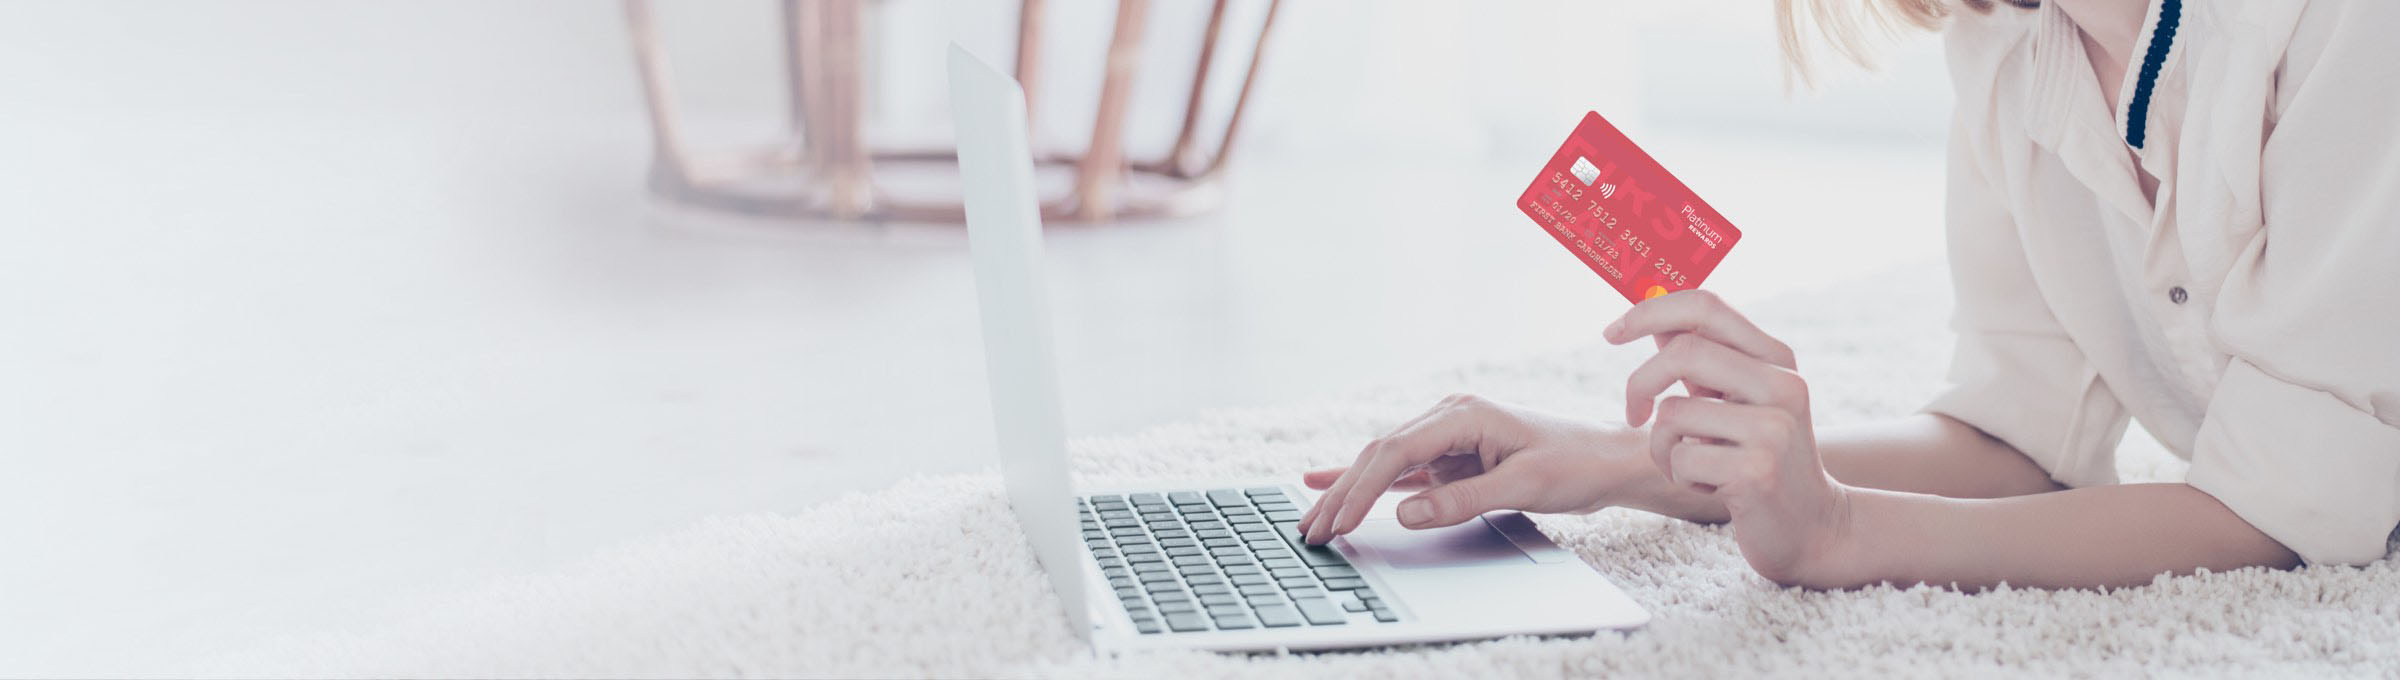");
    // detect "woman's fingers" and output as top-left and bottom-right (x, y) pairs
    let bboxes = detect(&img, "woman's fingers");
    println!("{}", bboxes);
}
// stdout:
(1395, 472), (1525, 529)
(1647, 397), (1795, 493)
(1305, 397), (1491, 544)
(1298, 401), (1453, 531)
(1662, 440), (1752, 493)
(1652, 331), (1726, 402)
(1303, 466), (1431, 491)
(1625, 334), (1806, 425)
(1605, 290), (1797, 370)
(1645, 396), (1739, 480)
